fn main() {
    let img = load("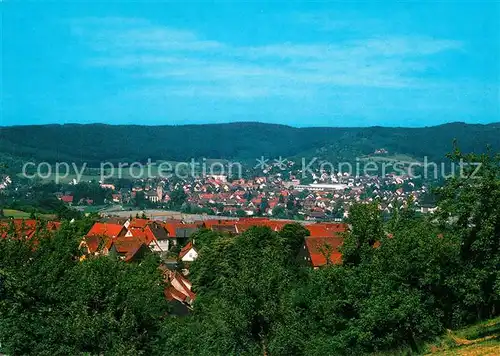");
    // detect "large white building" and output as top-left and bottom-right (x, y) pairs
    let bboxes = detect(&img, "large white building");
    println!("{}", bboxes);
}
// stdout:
(294, 183), (348, 191)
